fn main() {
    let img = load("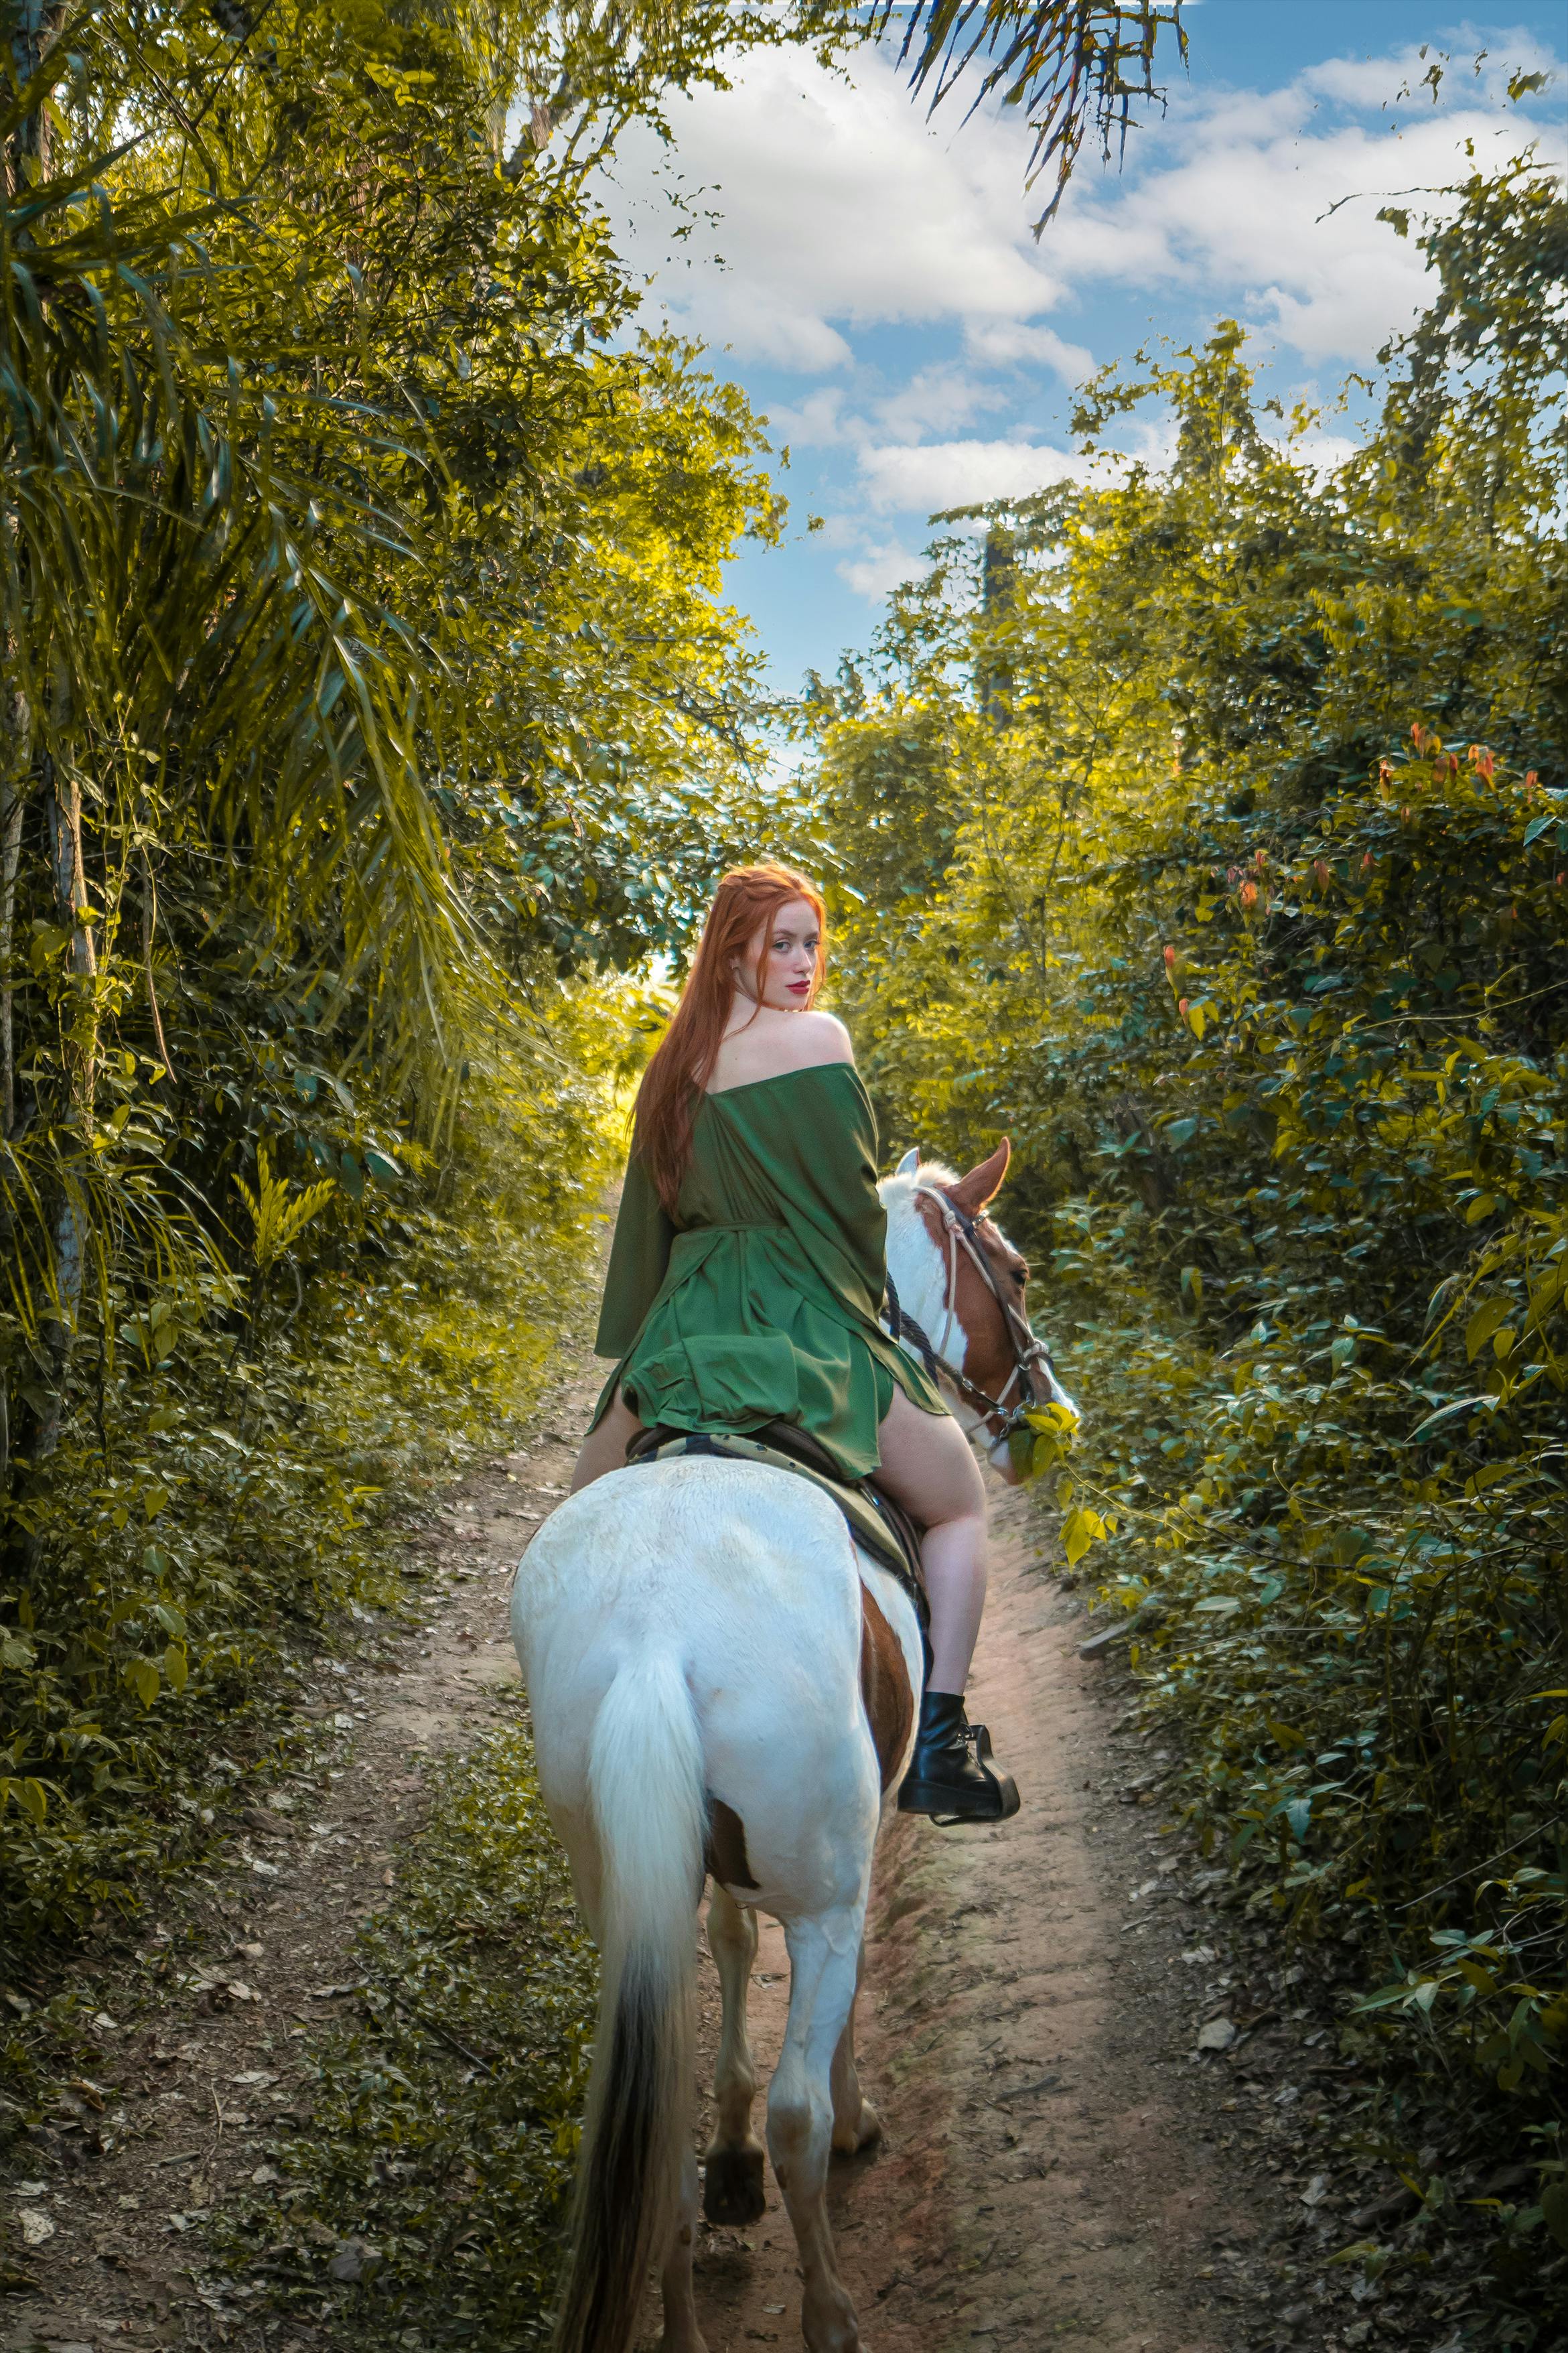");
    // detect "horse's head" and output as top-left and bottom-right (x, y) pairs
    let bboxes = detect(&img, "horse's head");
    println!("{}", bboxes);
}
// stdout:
(879, 1139), (1078, 1483)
